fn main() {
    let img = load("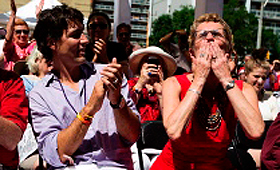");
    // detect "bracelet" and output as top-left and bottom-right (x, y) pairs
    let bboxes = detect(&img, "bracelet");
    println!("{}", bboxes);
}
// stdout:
(188, 88), (201, 97)
(77, 113), (92, 126)
(132, 86), (141, 94)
